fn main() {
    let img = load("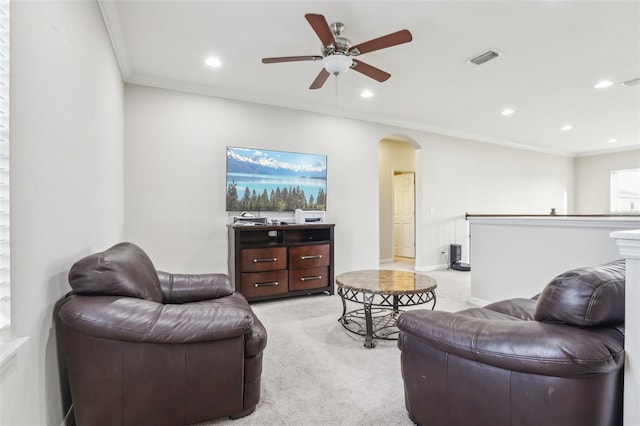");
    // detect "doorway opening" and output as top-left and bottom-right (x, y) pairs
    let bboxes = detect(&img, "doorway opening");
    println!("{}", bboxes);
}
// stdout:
(378, 136), (421, 267)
